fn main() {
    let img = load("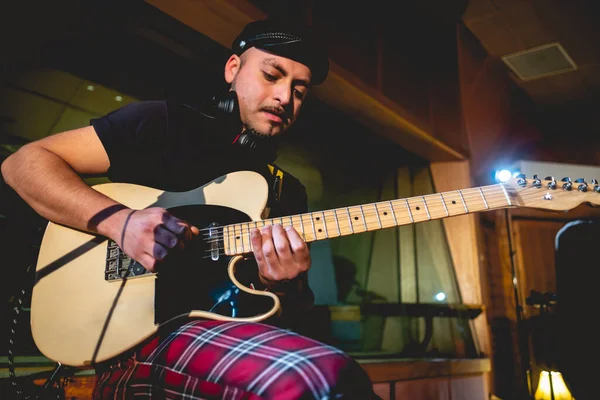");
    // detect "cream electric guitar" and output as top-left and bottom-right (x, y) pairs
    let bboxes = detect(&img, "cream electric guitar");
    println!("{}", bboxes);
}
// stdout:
(30, 171), (600, 367)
